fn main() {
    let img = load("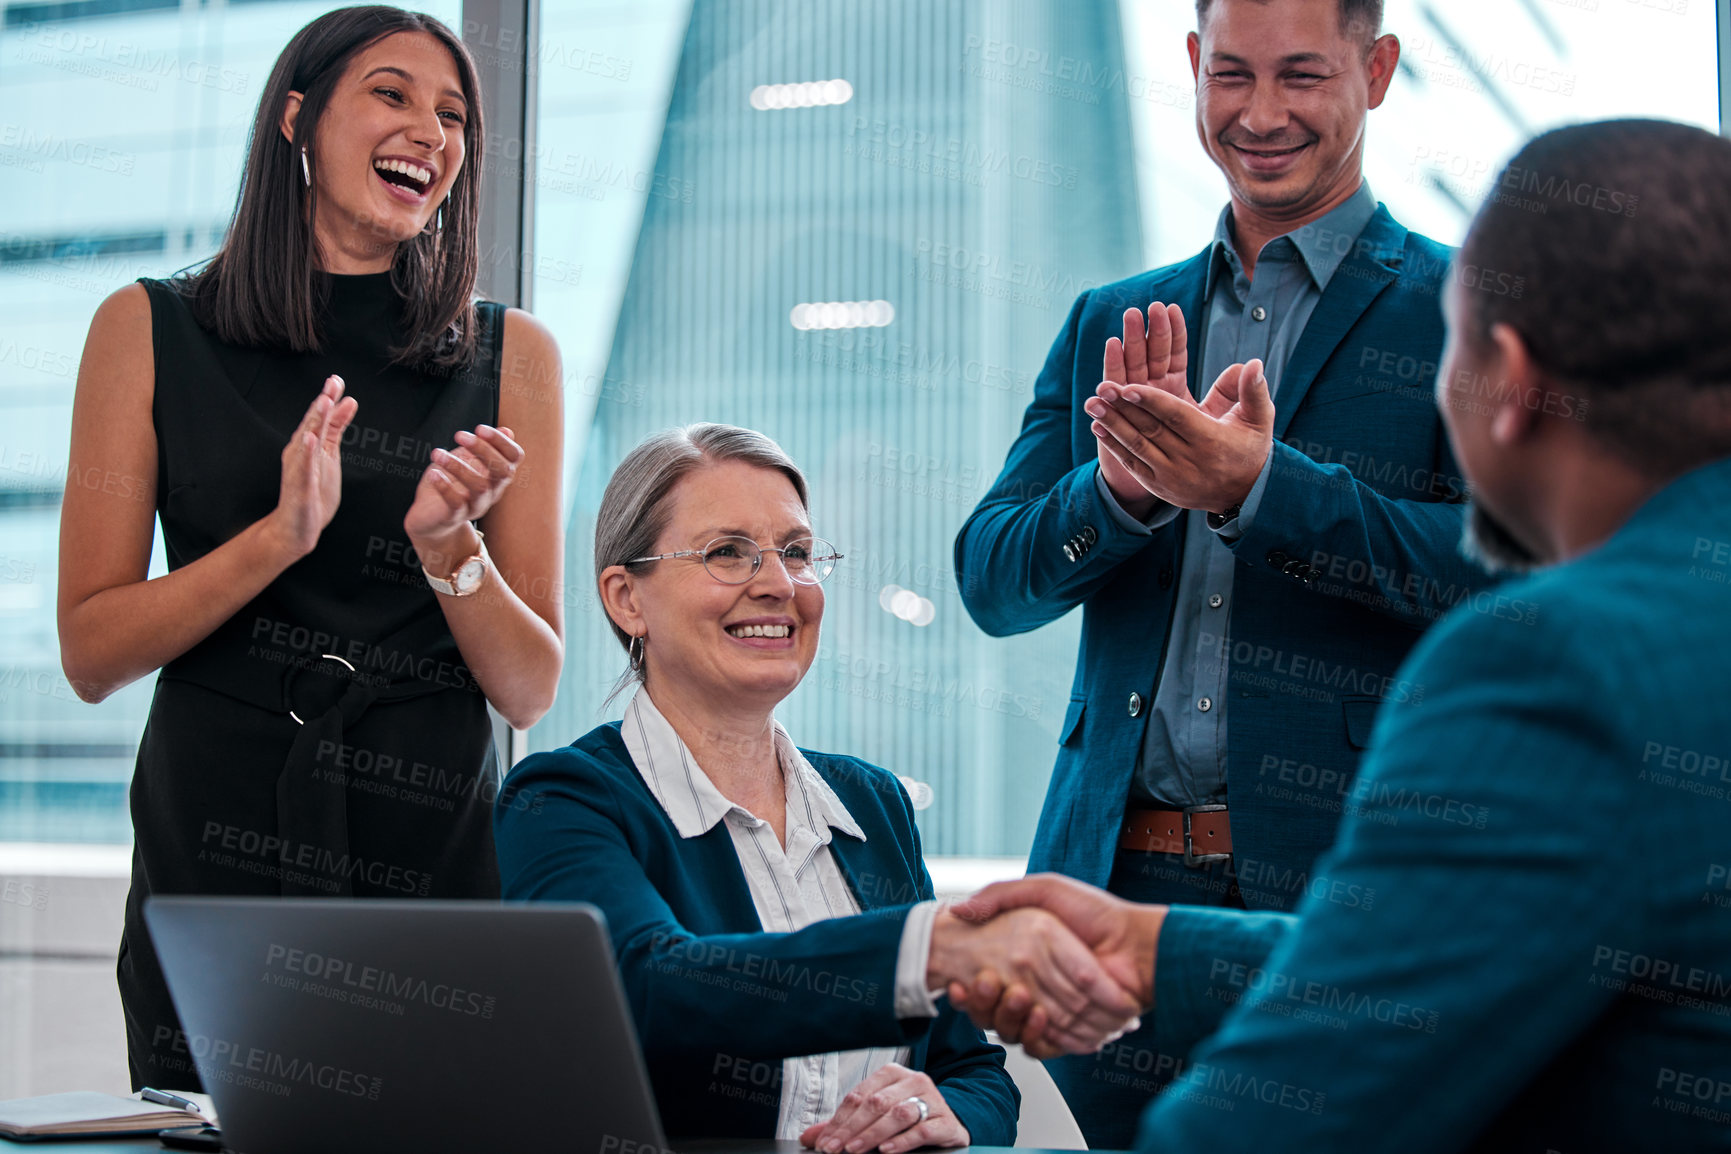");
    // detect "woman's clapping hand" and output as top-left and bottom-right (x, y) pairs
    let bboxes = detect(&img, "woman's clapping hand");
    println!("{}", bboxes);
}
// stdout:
(404, 423), (525, 543)
(266, 375), (358, 559)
